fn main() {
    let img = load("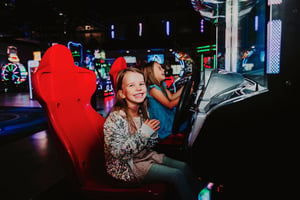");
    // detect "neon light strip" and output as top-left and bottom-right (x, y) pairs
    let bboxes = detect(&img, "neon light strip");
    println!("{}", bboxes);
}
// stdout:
(197, 49), (211, 53)
(197, 45), (211, 49)
(138, 23), (142, 37)
(255, 16), (259, 31)
(200, 19), (204, 33)
(213, 55), (216, 69)
(166, 21), (170, 36)
(111, 24), (115, 39)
